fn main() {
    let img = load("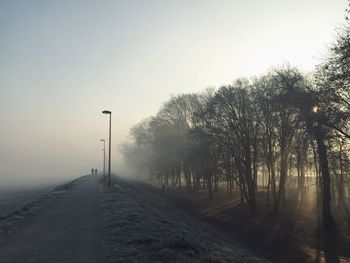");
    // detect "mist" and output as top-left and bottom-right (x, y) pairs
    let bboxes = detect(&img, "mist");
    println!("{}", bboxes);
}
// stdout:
(0, 0), (345, 189)
(1, 1), (350, 262)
